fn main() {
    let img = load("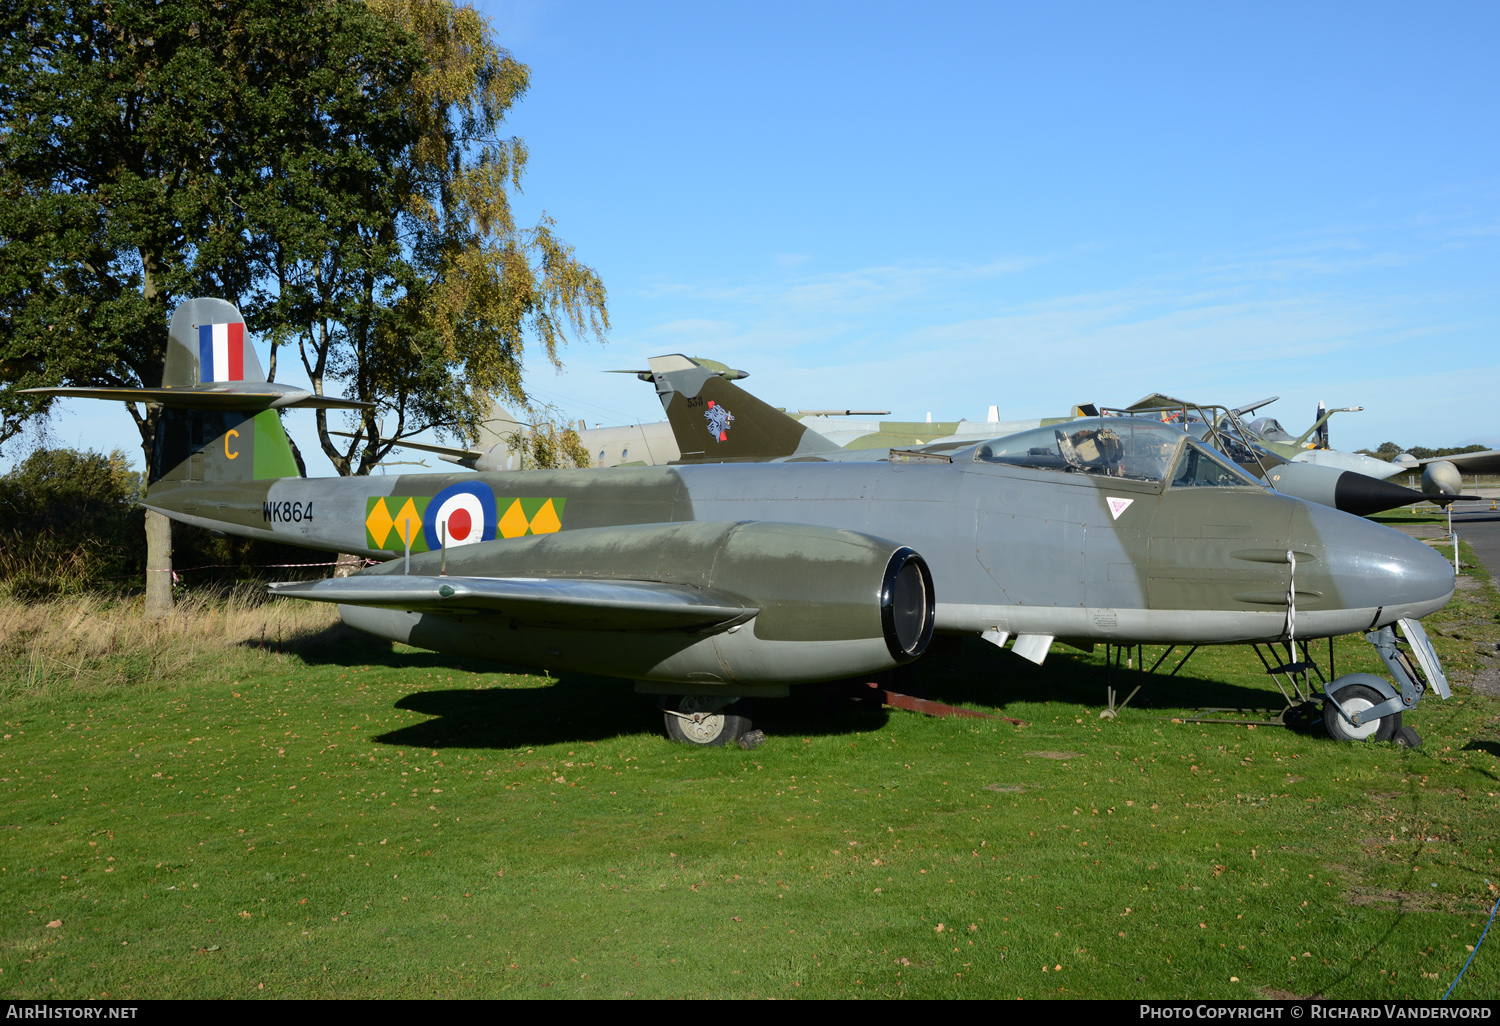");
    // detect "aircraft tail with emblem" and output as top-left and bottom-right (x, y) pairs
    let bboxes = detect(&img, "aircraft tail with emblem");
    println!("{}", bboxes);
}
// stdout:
(642, 354), (844, 463)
